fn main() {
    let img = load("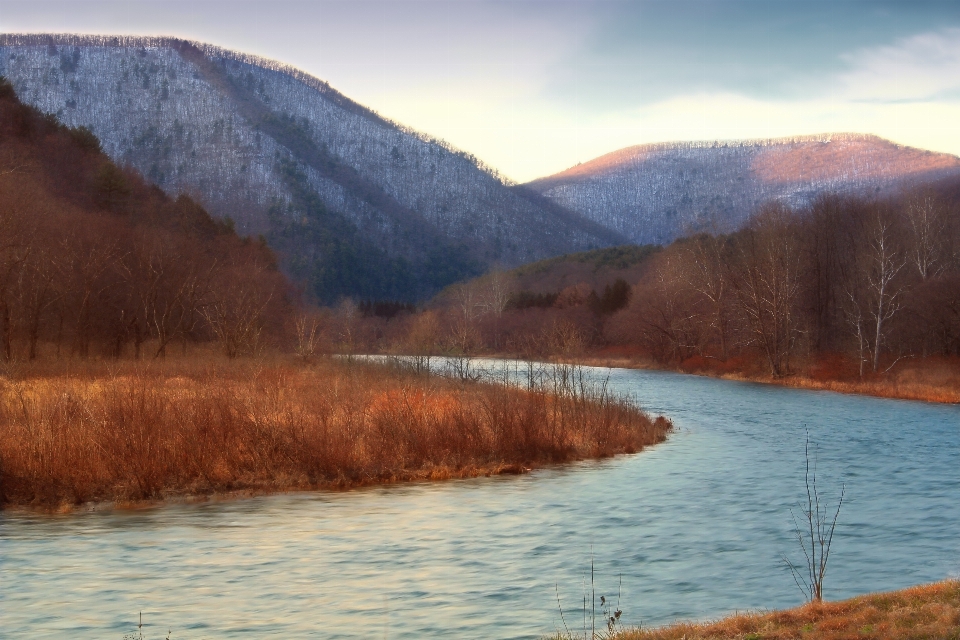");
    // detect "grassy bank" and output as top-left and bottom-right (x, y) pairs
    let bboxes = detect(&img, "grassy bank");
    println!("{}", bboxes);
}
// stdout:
(0, 355), (670, 509)
(575, 353), (960, 404)
(613, 580), (960, 640)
